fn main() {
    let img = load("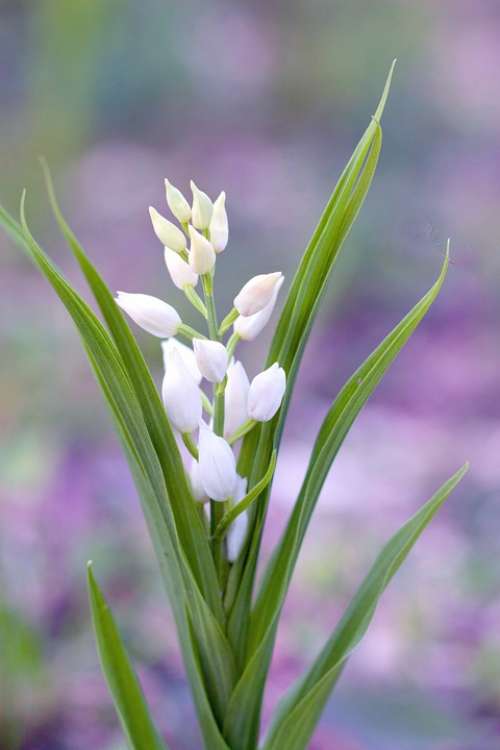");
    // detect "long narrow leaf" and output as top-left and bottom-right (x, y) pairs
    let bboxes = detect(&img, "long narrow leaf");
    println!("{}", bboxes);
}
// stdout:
(223, 250), (449, 749)
(40, 160), (222, 623)
(87, 563), (168, 750)
(263, 463), (468, 750)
